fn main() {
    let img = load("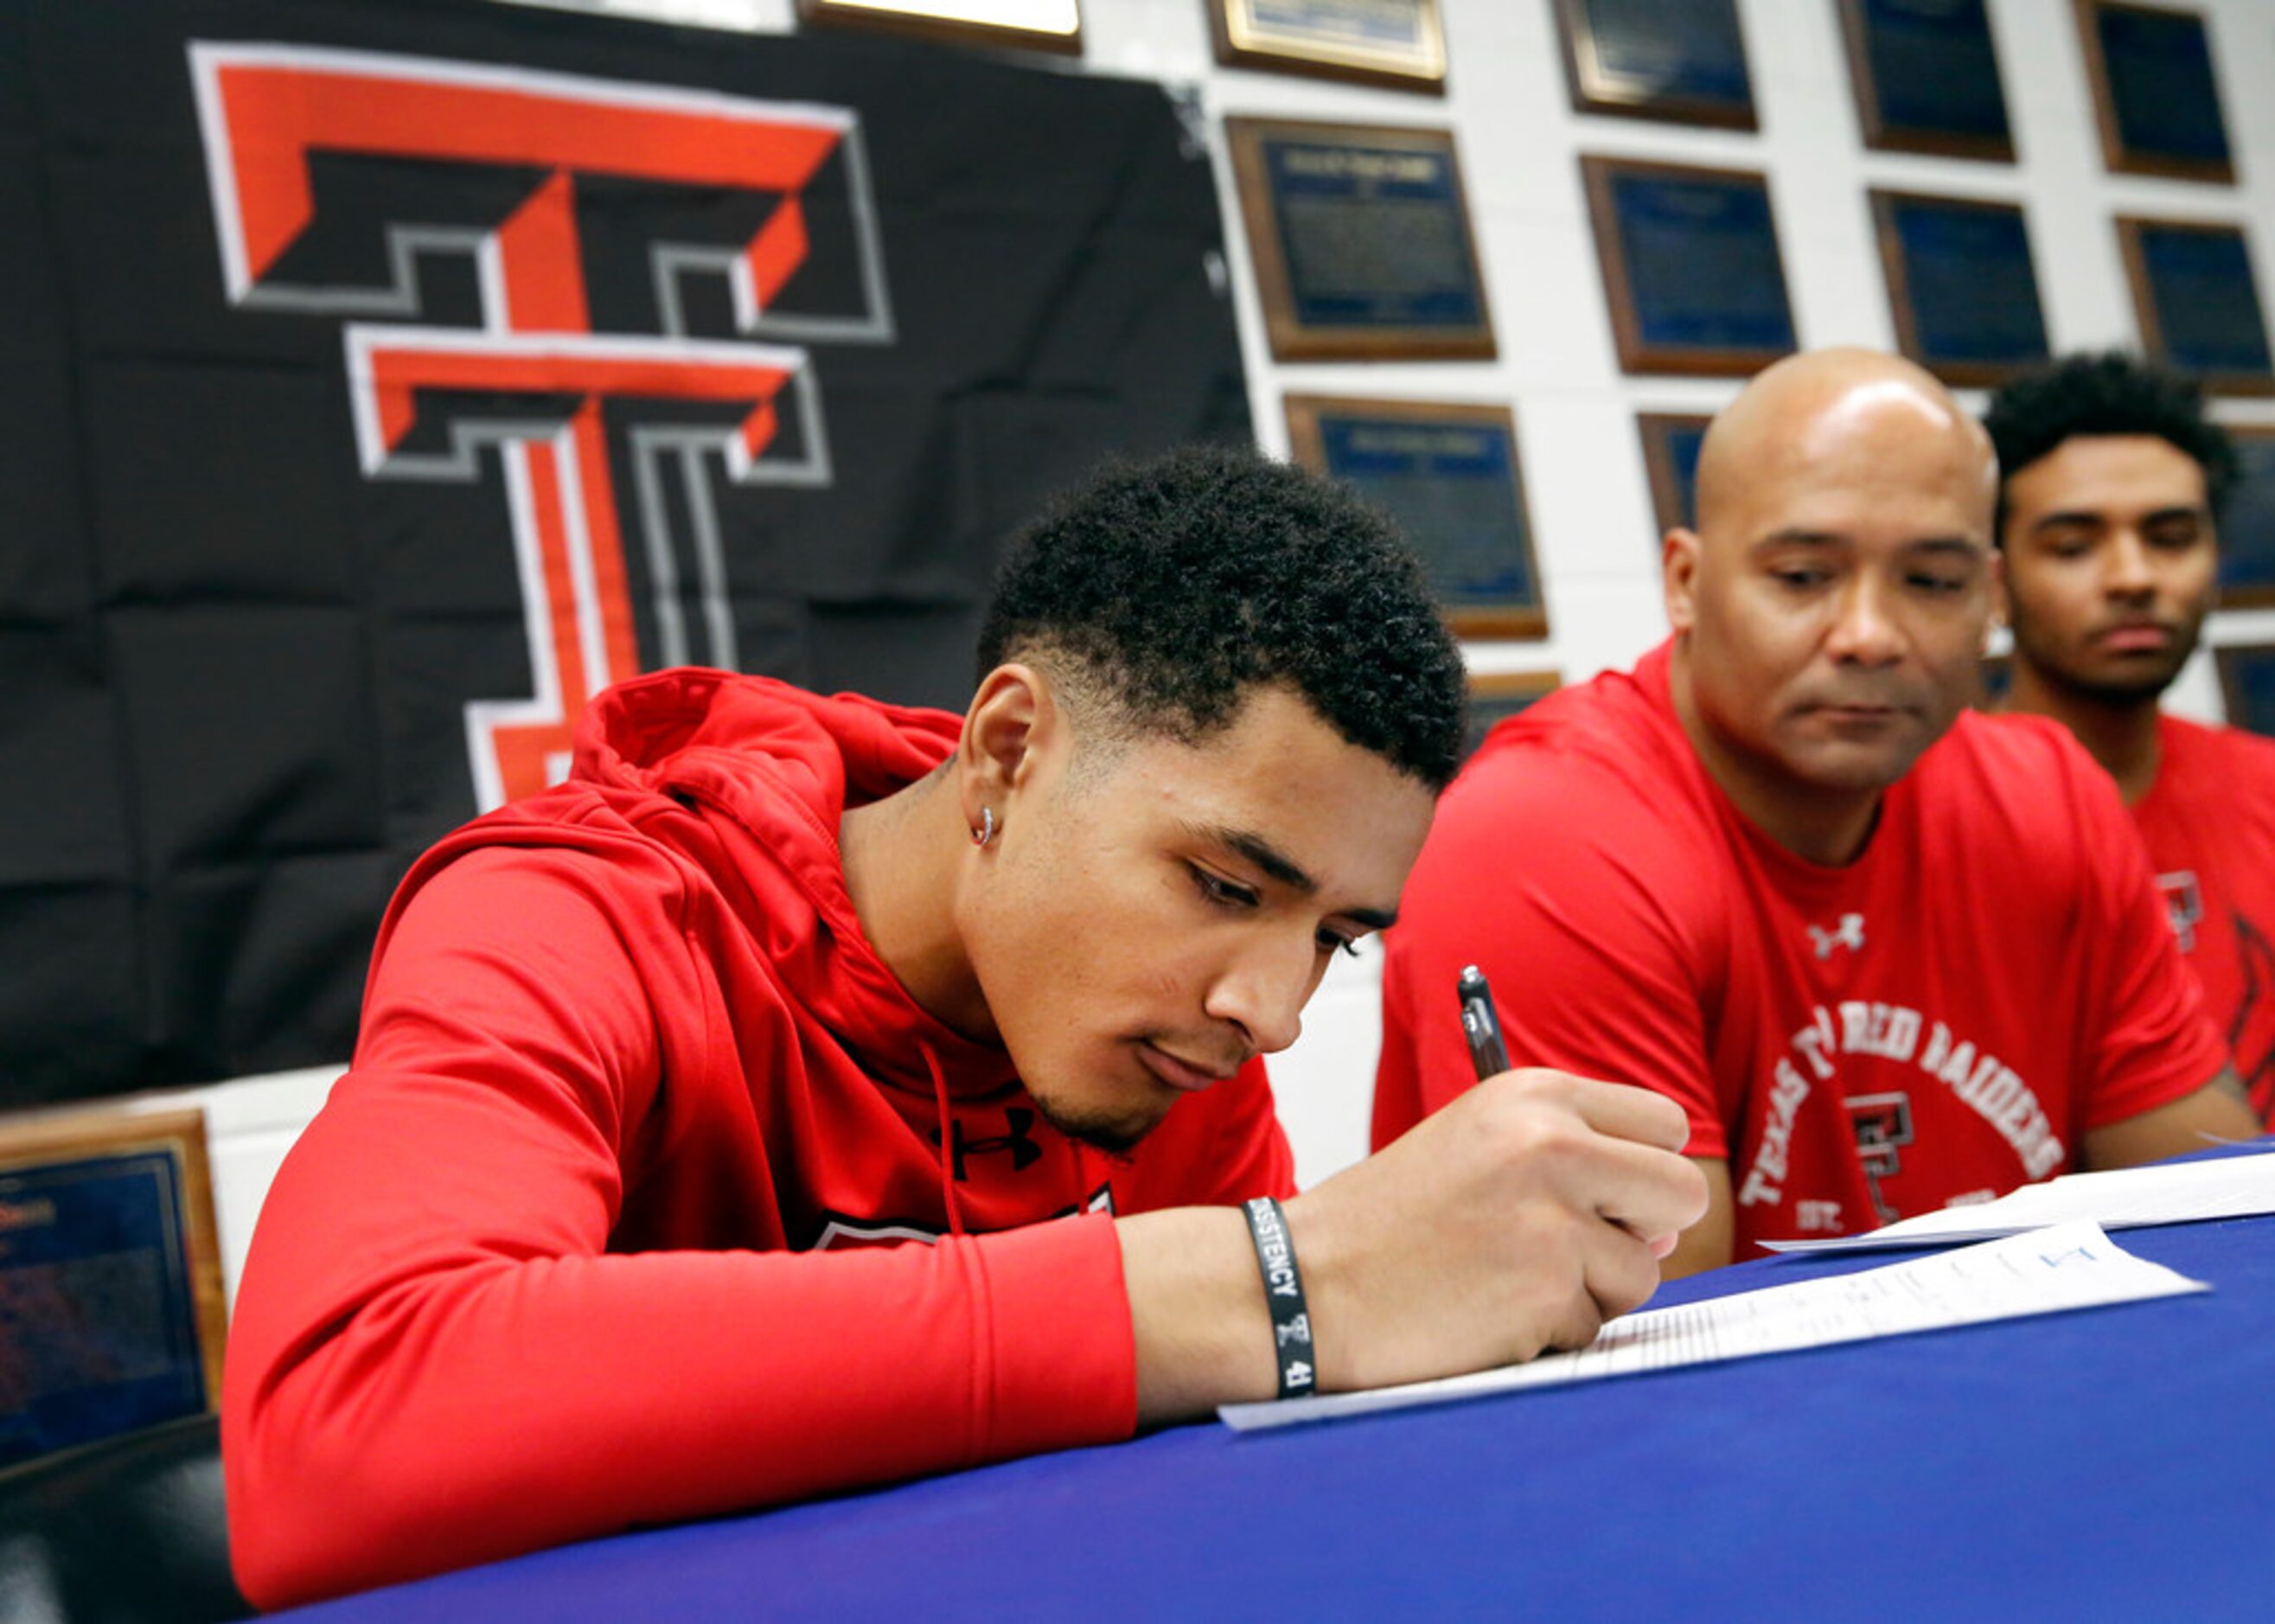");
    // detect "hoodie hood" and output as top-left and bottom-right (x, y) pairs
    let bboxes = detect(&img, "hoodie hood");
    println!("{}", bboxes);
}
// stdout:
(427, 667), (1023, 1106)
